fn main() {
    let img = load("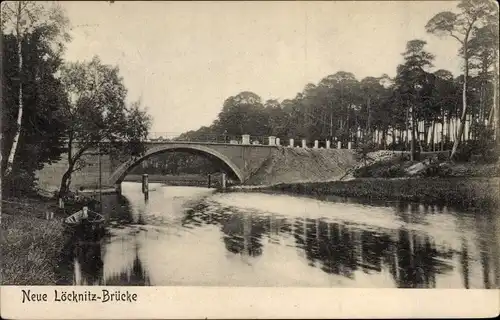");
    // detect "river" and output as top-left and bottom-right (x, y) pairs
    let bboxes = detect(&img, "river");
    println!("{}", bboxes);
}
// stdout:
(55, 182), (499, 288)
